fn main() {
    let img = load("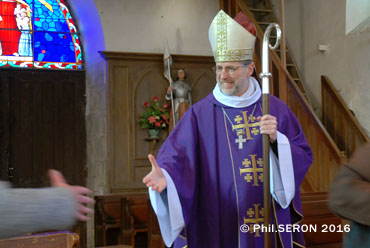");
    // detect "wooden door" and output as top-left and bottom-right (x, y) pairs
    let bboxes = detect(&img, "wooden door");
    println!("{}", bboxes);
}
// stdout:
(0, 69), (87, 246)
(0, 69), (86, 187)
